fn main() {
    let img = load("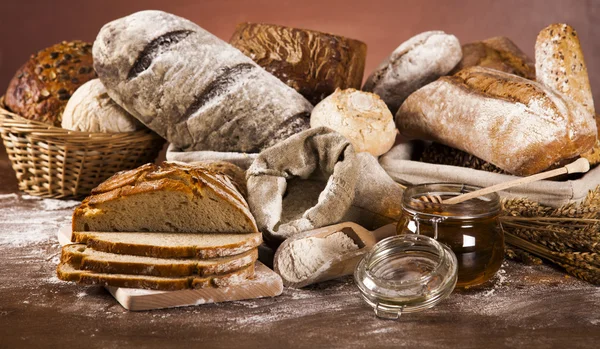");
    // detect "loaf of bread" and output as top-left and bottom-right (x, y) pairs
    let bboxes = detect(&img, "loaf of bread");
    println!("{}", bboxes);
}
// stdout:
(363, 31), (461, 115)
(450, 36), (535, 79)
(5, 41), (97, 127)
(229, 23), (367, 105)
(57, 260), (255, 291)
(310, 89), (397, 156)
(61, 244), (257, 277)
(582, 114), (600, 166)
(396, 24), (597, 176)
(420, 142), (507, 174)
(72, 162), (259, 234)
(71, 231), (262, 259)
(61, 79), (143, 133)
(93, 10), (313, 153)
